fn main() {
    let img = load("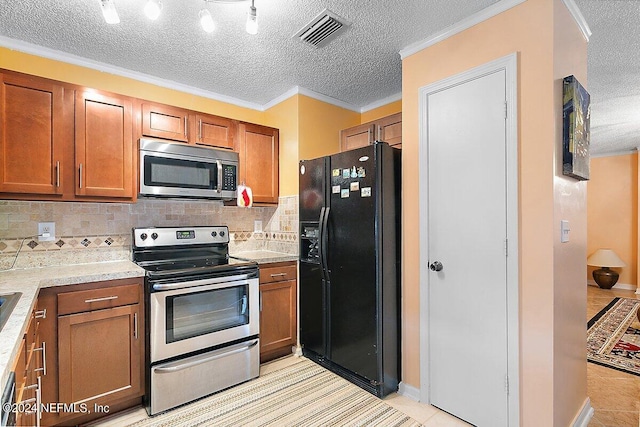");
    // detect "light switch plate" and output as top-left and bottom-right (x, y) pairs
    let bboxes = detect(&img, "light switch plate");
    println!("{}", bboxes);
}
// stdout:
(38, 222), (55, 242)
(560, 220), (570, 243)
(254, 220), (262, 233)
